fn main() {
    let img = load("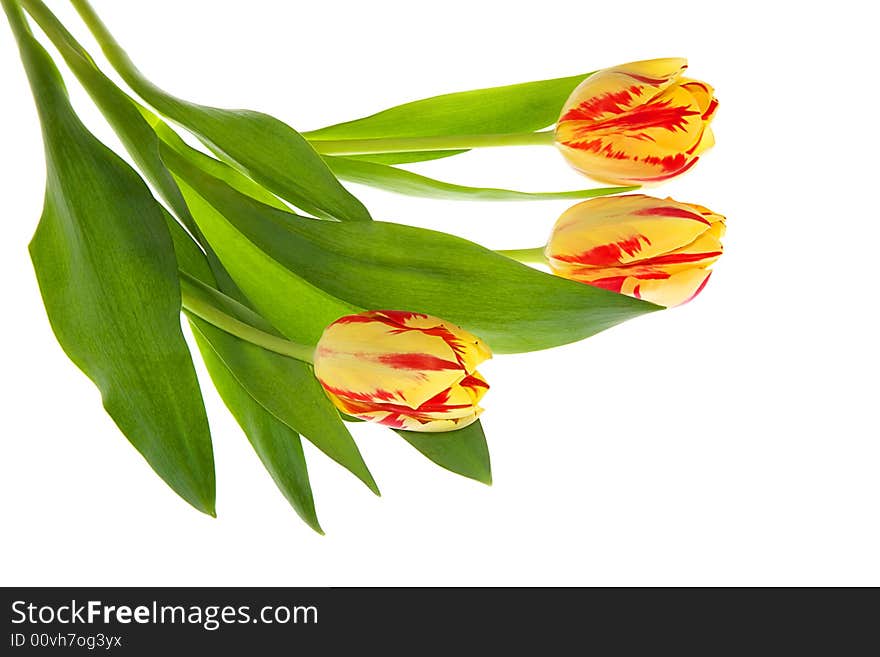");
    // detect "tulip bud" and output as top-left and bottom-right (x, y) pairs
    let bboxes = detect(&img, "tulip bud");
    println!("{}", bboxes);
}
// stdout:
(545, 194), (725, 307)
(314, 310), (491, 433)
(555, 58), (717, 185)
